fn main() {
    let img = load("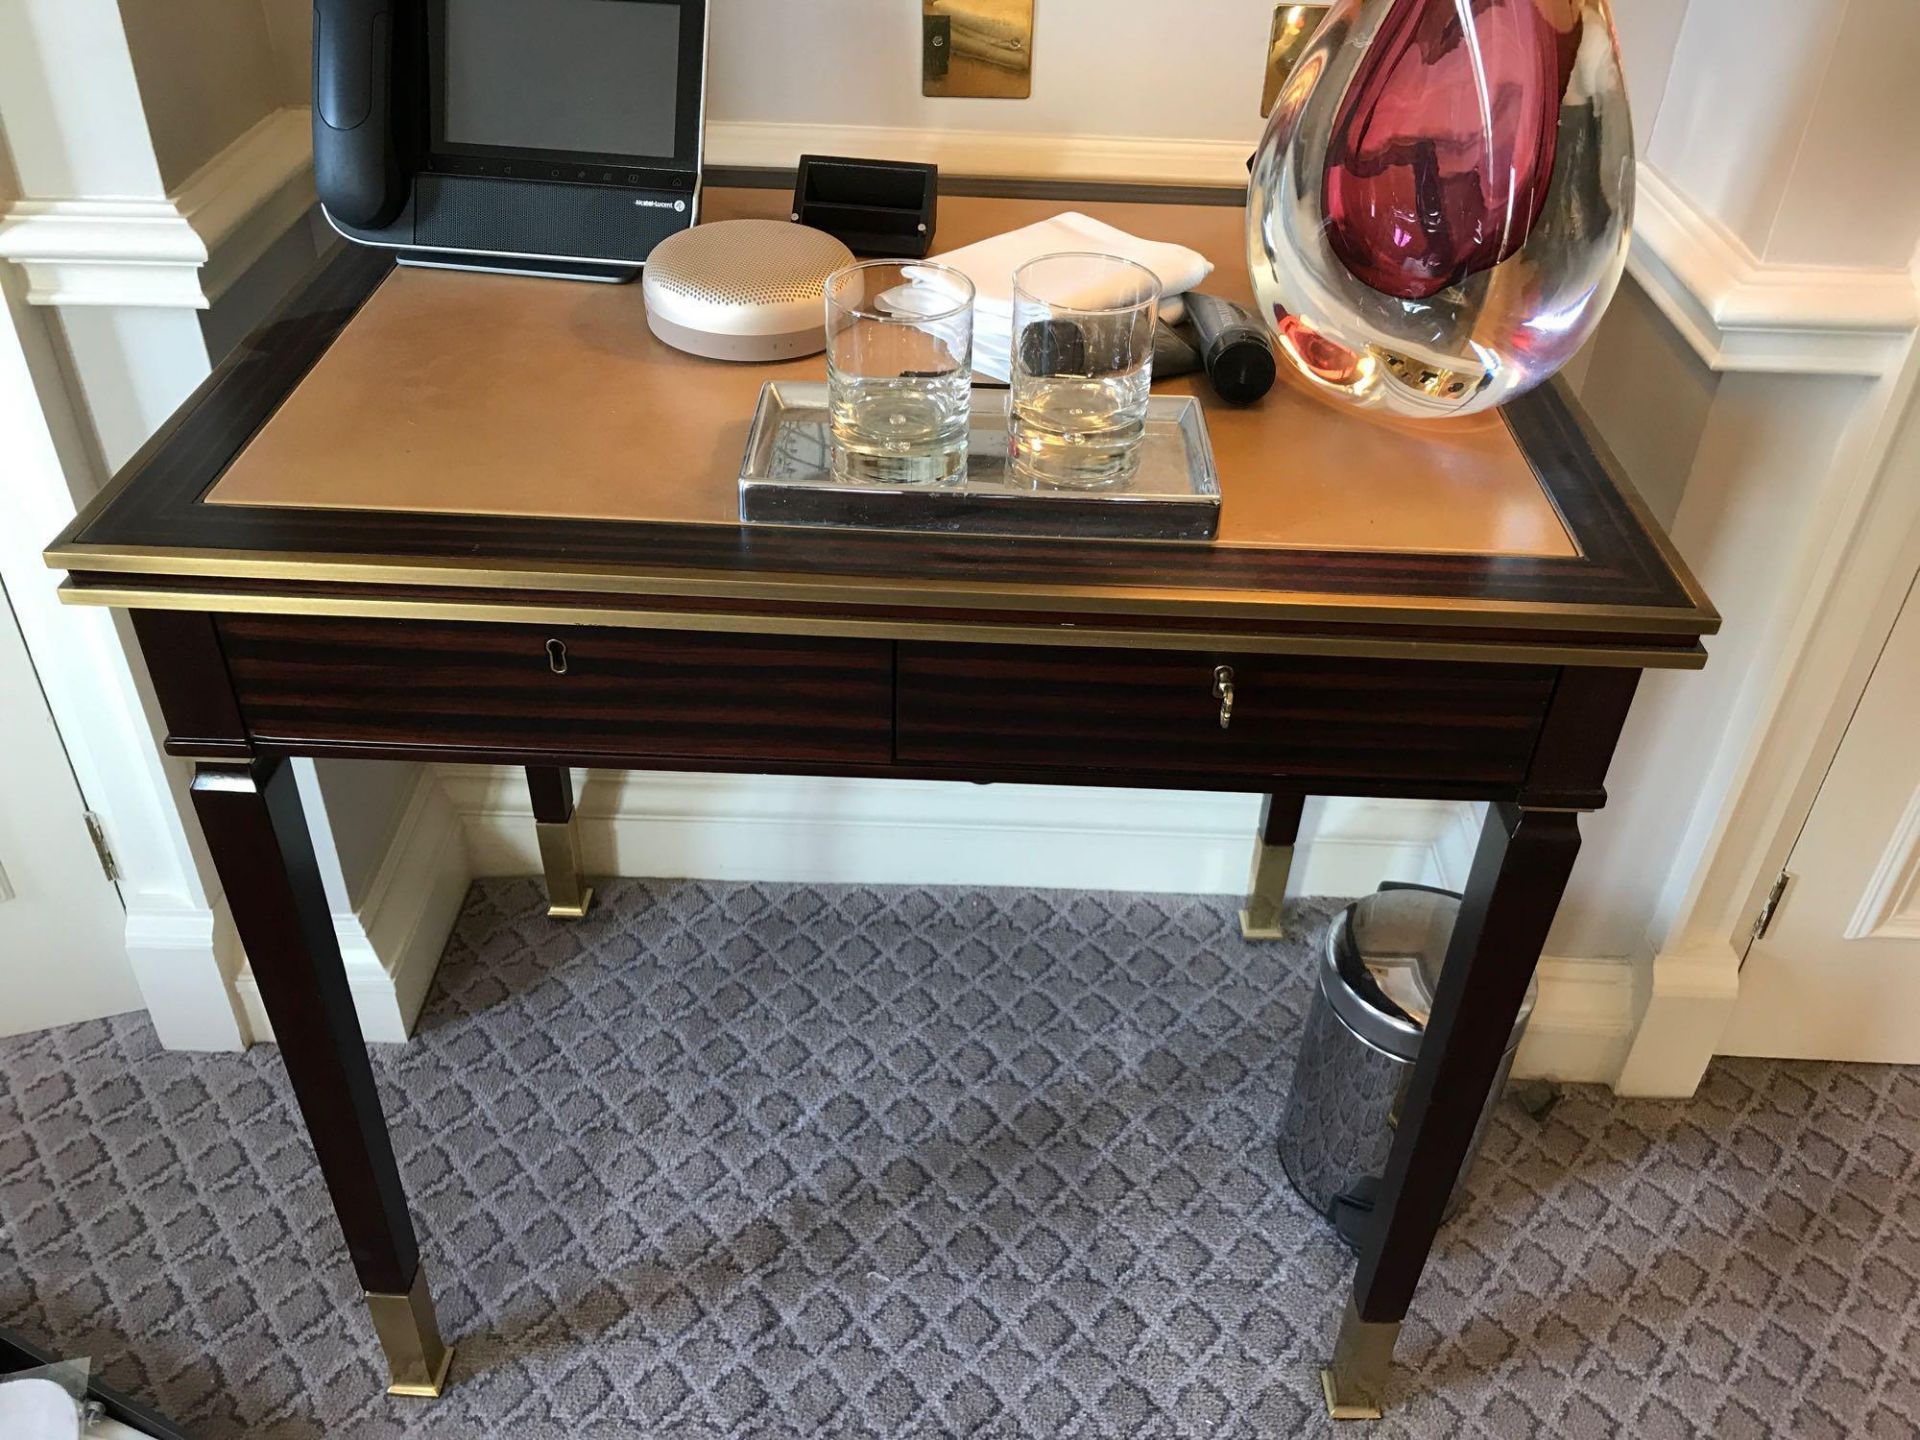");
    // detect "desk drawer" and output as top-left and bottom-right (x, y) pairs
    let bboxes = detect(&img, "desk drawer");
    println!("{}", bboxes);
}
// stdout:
(896, 644), (1554, 785)
(218, 616), (893, 763)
